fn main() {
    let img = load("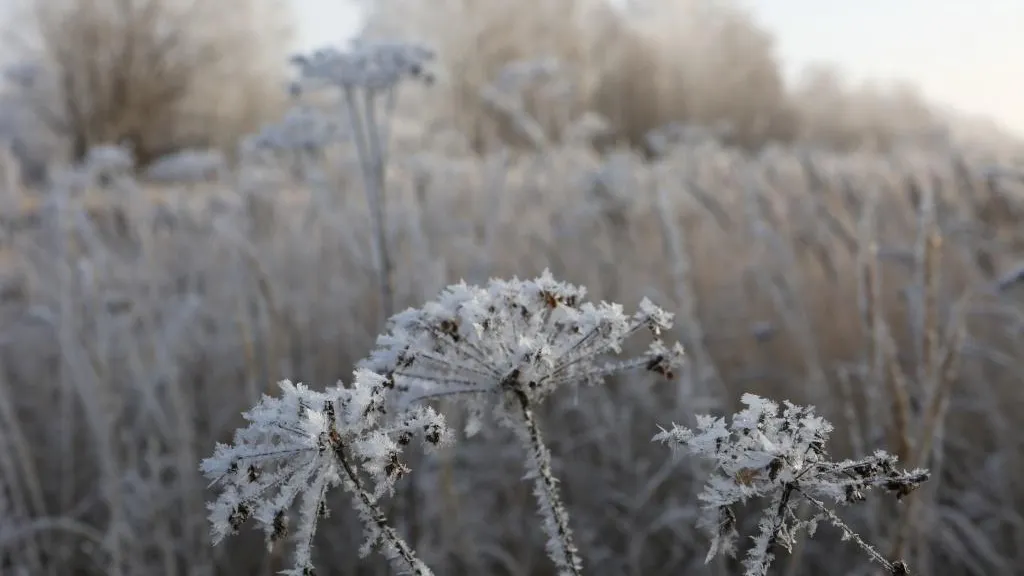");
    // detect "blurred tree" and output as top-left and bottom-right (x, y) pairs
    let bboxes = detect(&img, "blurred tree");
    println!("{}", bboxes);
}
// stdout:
(2, 0), (295, 169)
